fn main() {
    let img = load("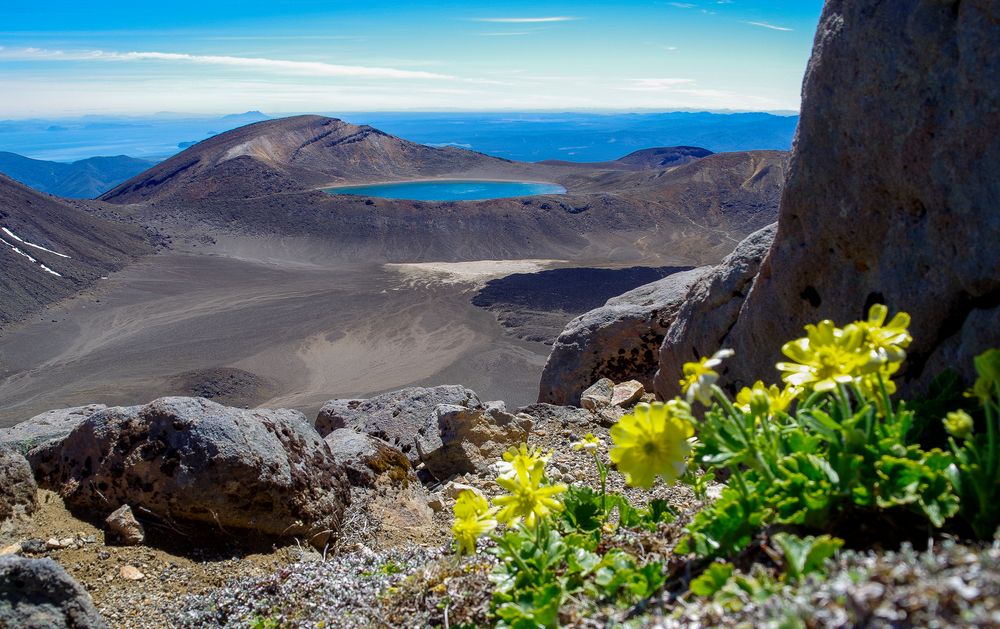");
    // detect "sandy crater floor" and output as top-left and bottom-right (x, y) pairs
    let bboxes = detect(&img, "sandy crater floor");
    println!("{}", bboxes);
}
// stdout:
(0, 247), (556, 427)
